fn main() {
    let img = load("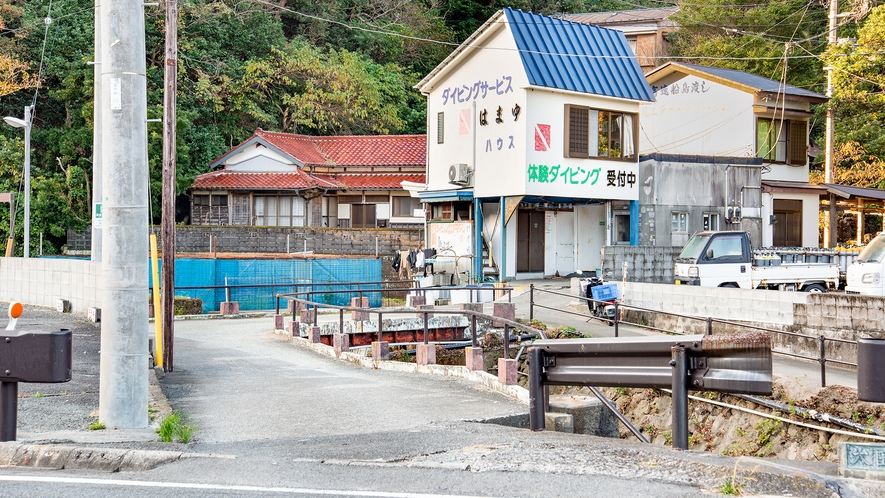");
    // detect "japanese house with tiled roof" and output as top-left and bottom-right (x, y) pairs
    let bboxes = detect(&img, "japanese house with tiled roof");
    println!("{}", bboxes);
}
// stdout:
(415, 8), (654, 280)
(638, 62), (828, 248)
(189, 129), (426, 228)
